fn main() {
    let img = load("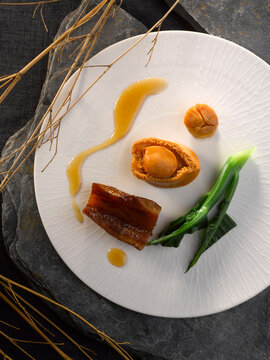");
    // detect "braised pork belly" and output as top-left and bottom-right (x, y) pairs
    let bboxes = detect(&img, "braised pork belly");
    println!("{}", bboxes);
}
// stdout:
(83, 183), (161, 250)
